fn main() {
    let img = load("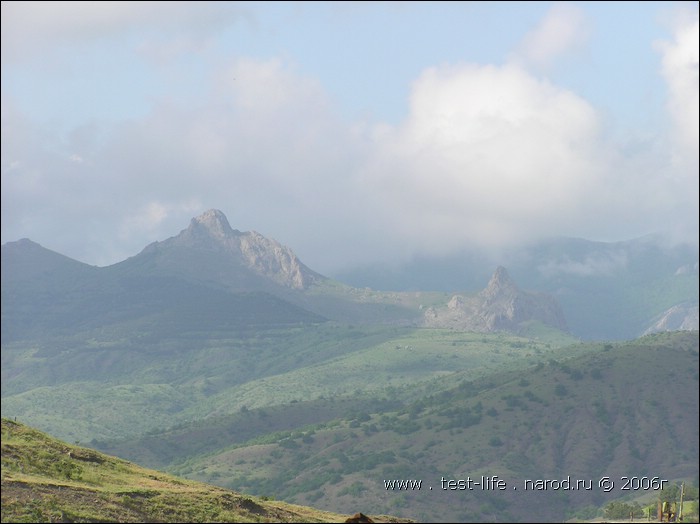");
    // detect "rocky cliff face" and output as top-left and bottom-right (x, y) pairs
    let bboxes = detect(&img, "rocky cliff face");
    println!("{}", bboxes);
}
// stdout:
(143, 209), (323, 290)
(423, 266), (568, 334)
(643, 303), (699, 335)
